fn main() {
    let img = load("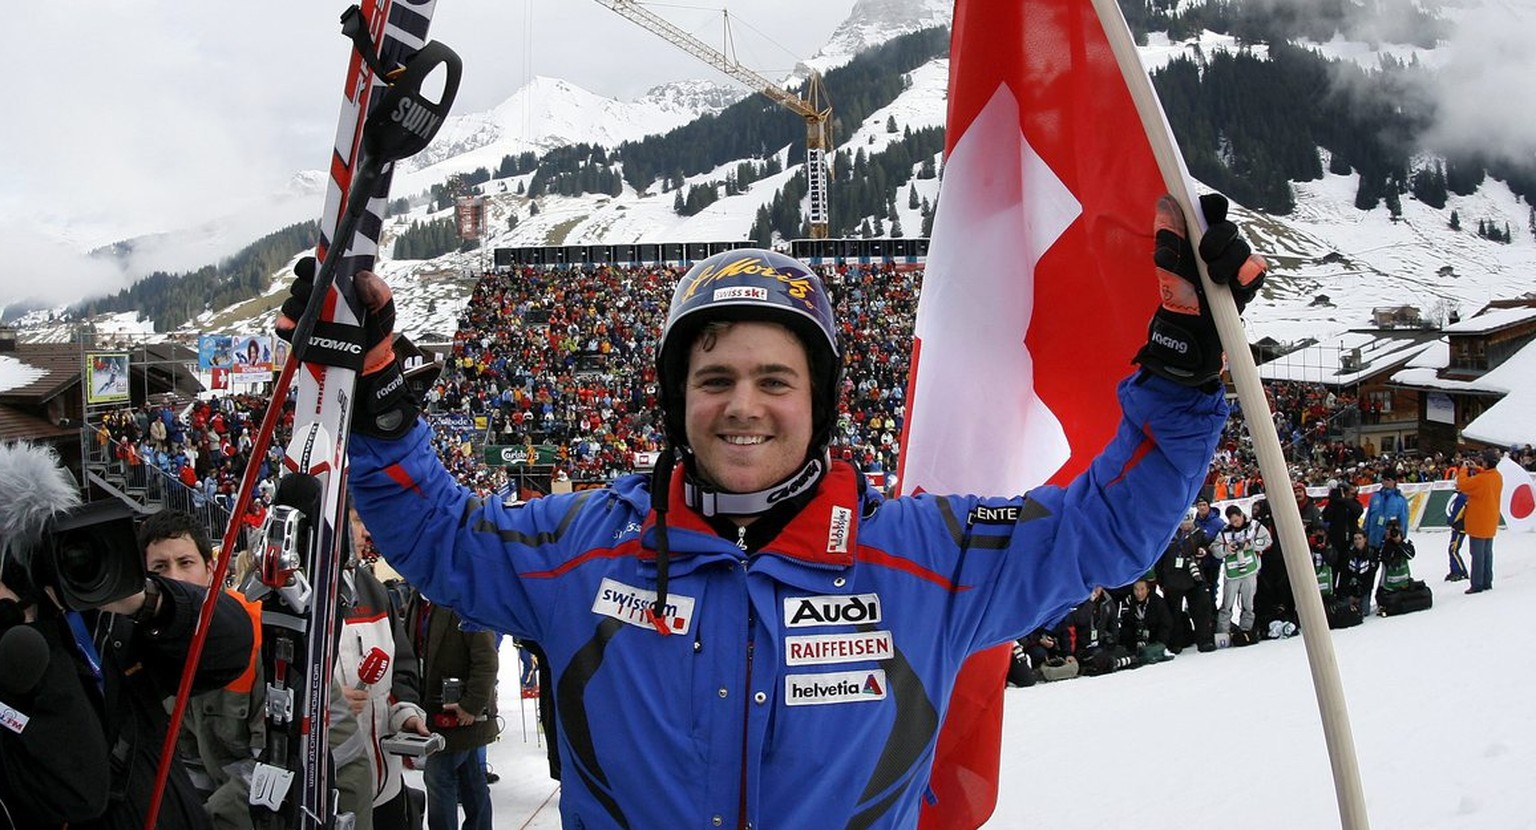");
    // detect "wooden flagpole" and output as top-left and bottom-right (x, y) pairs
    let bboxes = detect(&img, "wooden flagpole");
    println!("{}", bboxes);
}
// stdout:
(1086, 1), (1372, 827)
